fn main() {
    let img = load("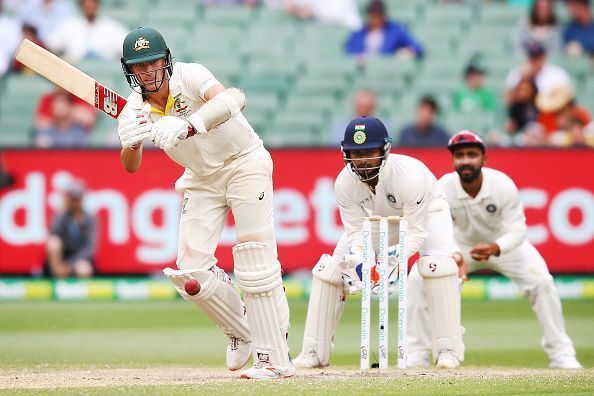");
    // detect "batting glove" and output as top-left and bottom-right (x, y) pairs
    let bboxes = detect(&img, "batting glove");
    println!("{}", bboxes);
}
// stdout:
(117, 103), (152, 149)
(150, 115), (194, 151)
